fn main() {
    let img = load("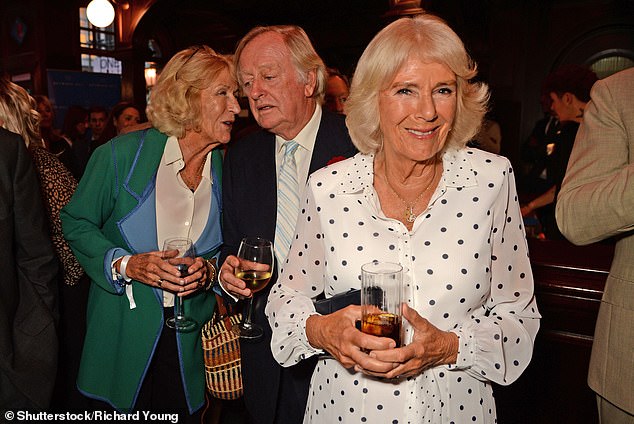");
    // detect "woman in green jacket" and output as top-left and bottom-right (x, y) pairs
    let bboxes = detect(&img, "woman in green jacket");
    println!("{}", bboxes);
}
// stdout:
(61, 45), (240, 421)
